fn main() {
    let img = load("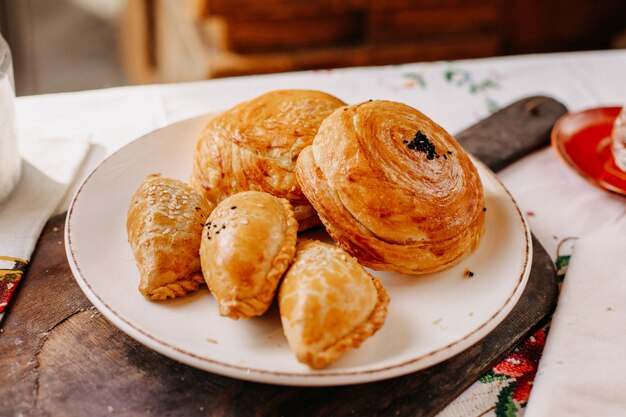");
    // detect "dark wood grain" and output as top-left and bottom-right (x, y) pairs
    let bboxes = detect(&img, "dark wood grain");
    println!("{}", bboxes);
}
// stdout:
(456, 96), (568, 172)
(0, 96), (566, 417)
